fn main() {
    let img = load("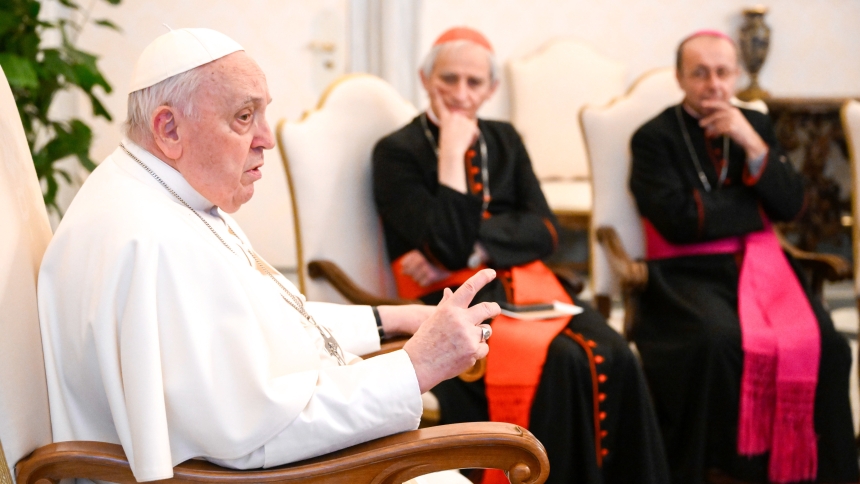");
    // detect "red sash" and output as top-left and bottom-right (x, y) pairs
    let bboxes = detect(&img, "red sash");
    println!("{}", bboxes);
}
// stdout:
(481, 261), (572, 484)
(392, 258), (592, 484)
(644, 218), (819, 482)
